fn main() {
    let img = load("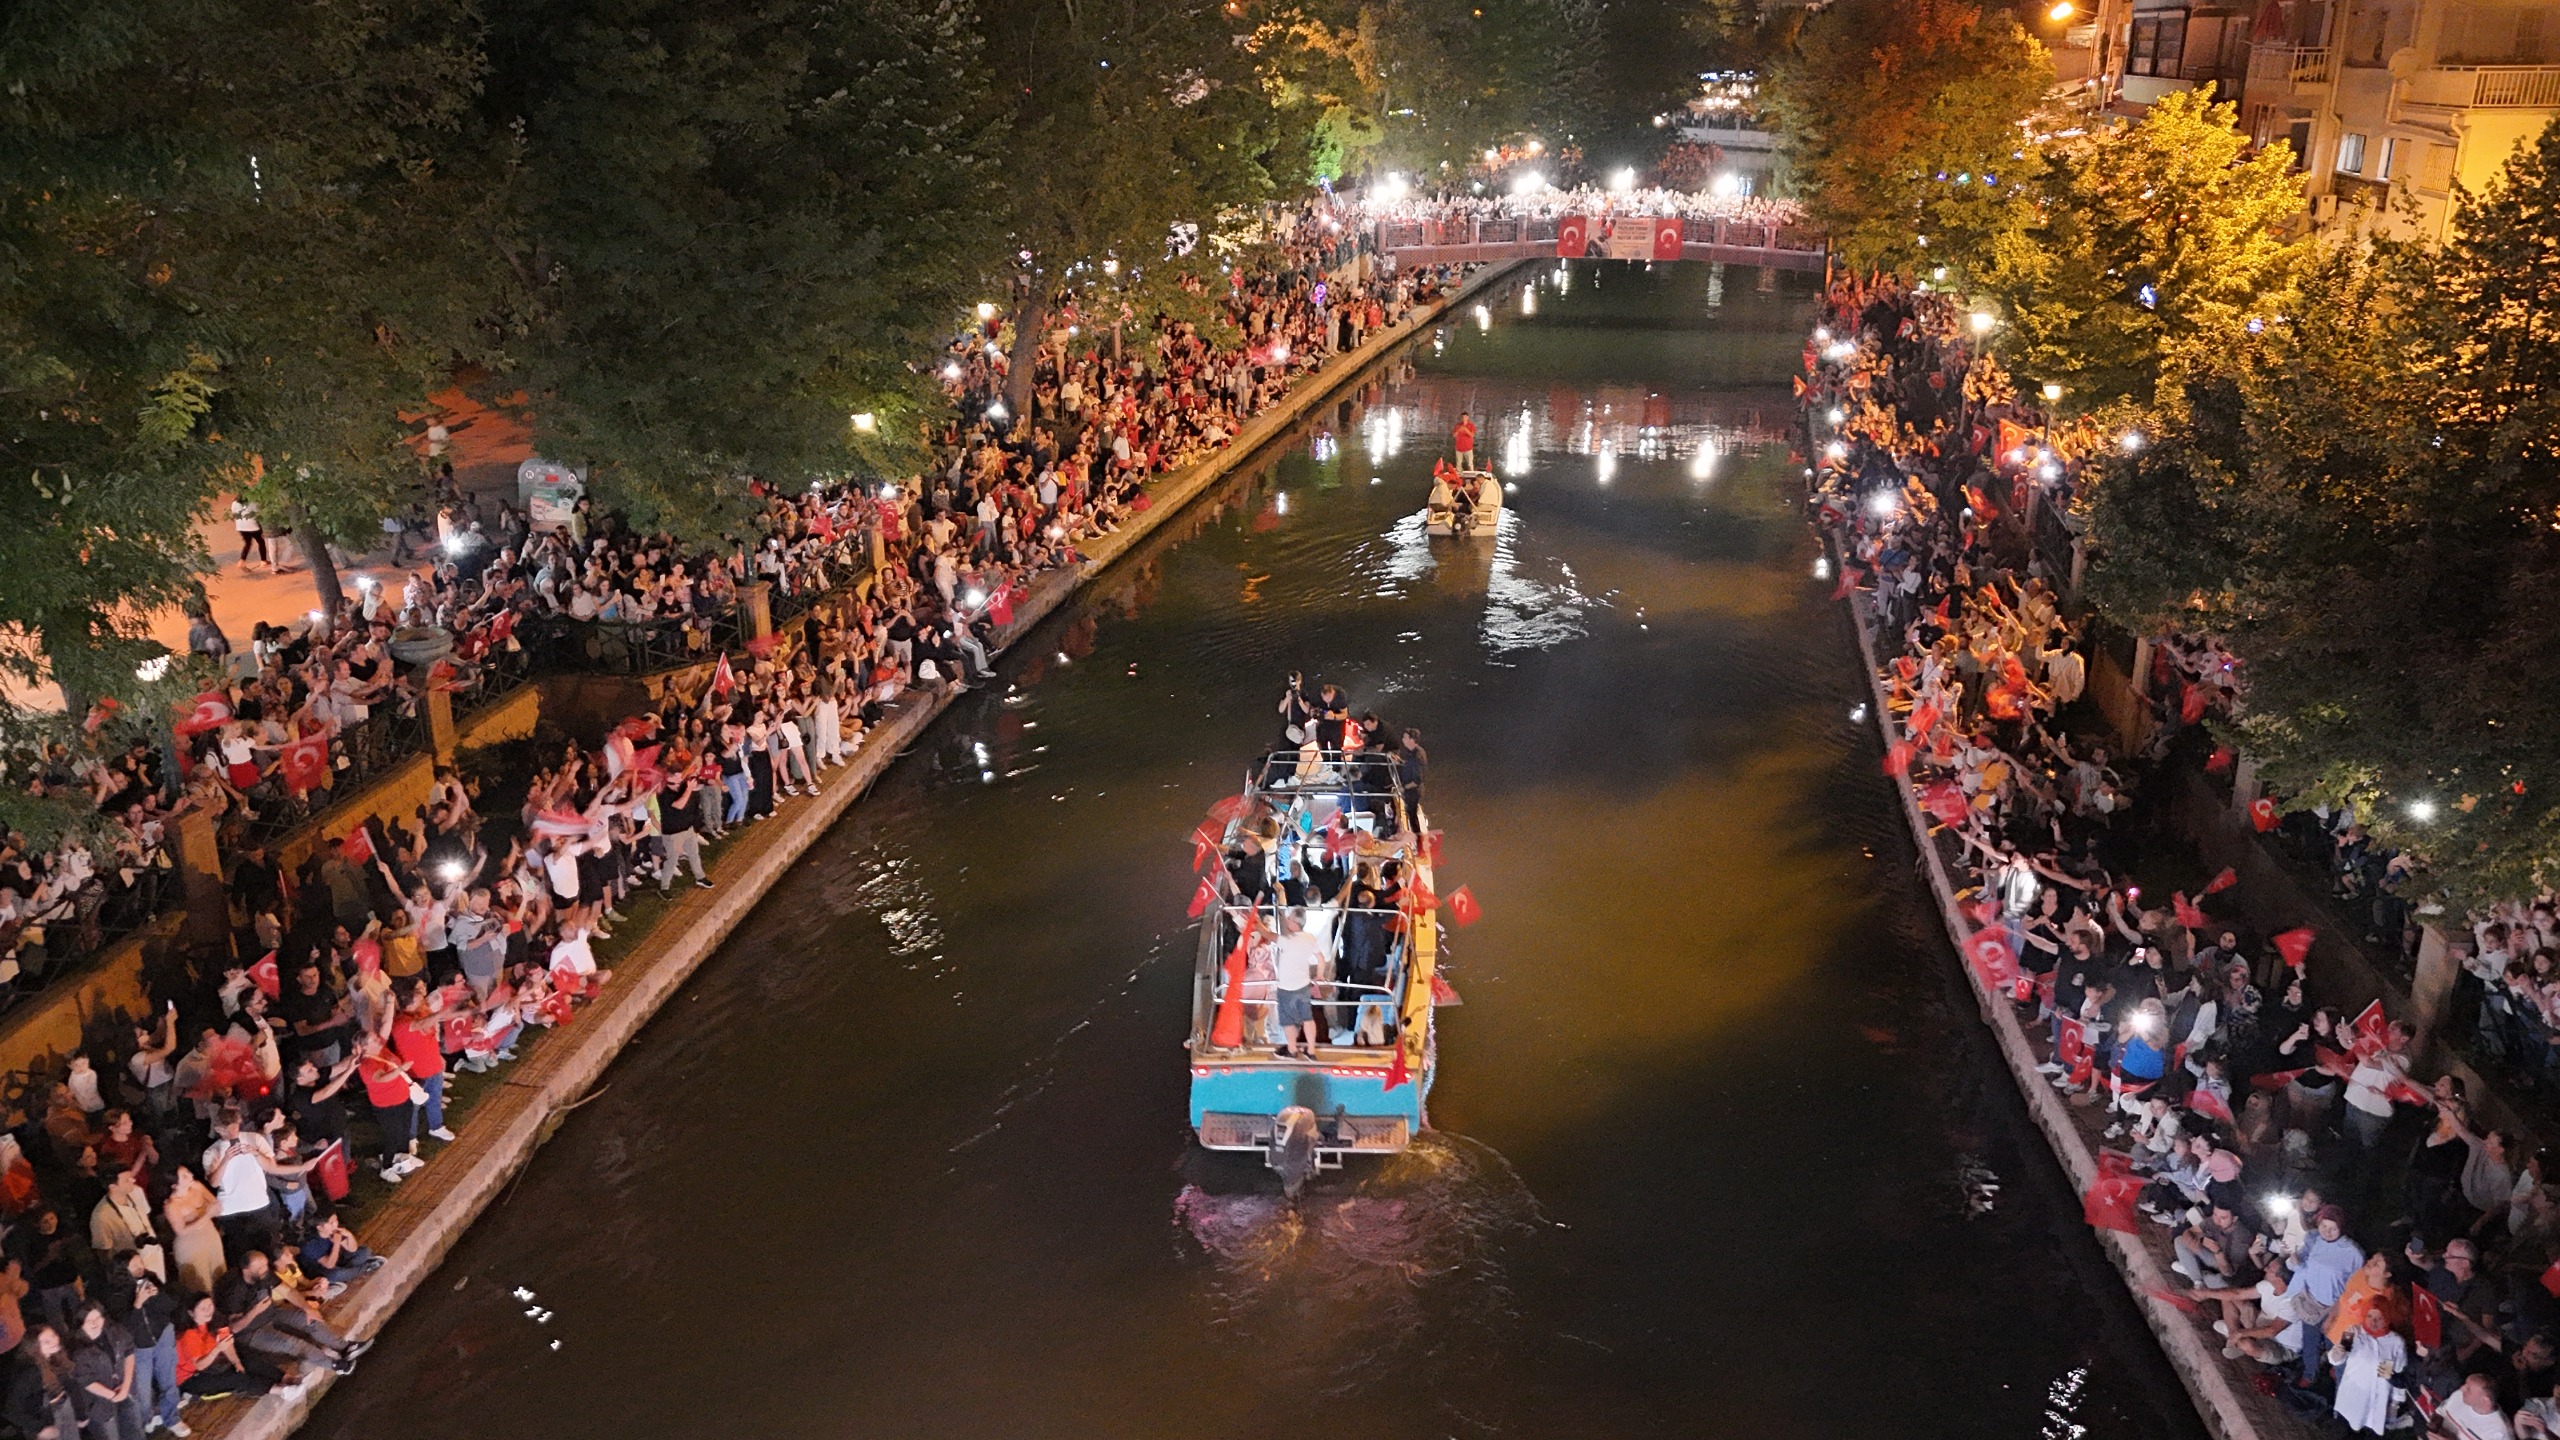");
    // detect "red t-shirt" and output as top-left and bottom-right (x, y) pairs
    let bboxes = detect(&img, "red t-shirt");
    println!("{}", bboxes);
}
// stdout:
(1453, 421), (1476, 451)
(391, 1017), (444, 1080)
